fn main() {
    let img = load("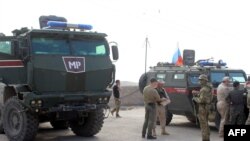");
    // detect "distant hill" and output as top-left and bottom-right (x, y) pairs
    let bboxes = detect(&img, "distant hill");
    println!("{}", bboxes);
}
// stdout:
(121, 81), (138, 86)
